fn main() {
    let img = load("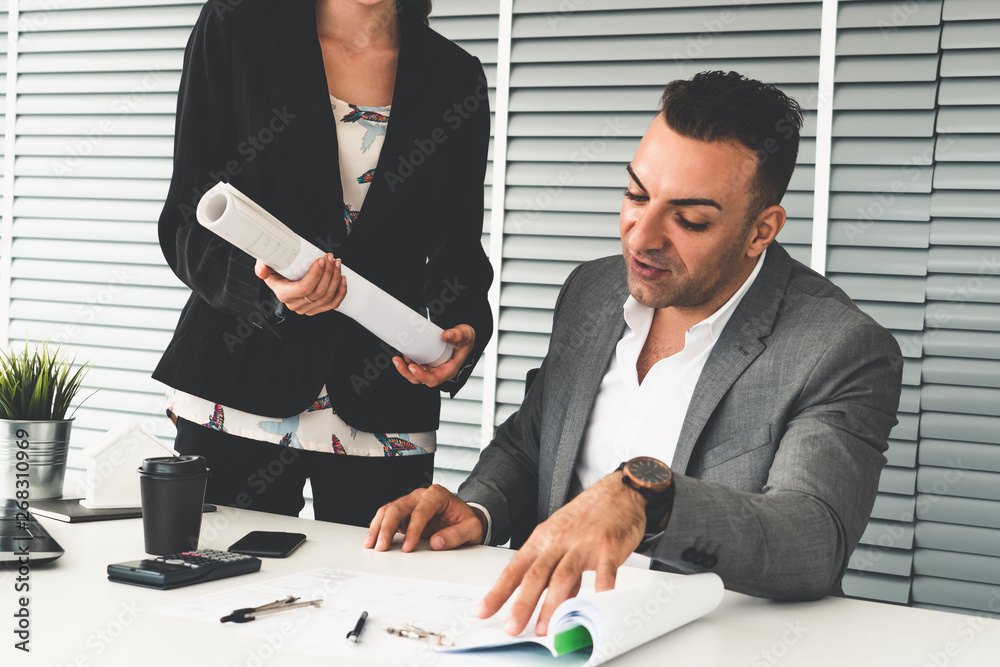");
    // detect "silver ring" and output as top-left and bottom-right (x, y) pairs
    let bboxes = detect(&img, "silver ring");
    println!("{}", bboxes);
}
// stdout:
(303, 295), (314, 304)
